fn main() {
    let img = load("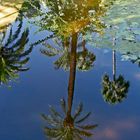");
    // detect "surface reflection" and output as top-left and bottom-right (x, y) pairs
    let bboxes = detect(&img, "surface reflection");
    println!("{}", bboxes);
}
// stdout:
(28, 0), (112, 72)
(0, 0), (140, 140)
(0, 17), (33, 86)
(101, 50), (130, 104)
(29, 1), (105, 139)
(42, 32), (97, 139)
(42, 99), (97, 139)
(23, 0), (135, 139)
(41, 35), (96, 71)
(28, 0), (109, 39)
(0, 0), (23, 31)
